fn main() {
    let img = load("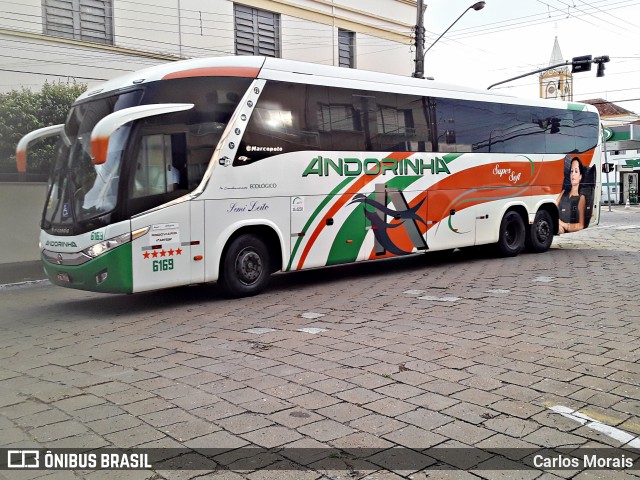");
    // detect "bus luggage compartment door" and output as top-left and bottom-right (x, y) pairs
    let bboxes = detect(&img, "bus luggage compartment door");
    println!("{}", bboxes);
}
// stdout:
(289, 194), (366, 269)
(426, 190), (477, 250)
